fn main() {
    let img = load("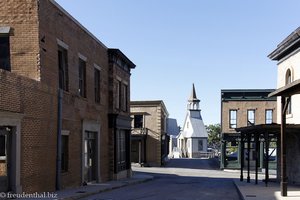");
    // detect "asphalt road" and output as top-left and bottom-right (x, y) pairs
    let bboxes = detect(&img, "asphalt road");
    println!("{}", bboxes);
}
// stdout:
(81, 158), (241, 200)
